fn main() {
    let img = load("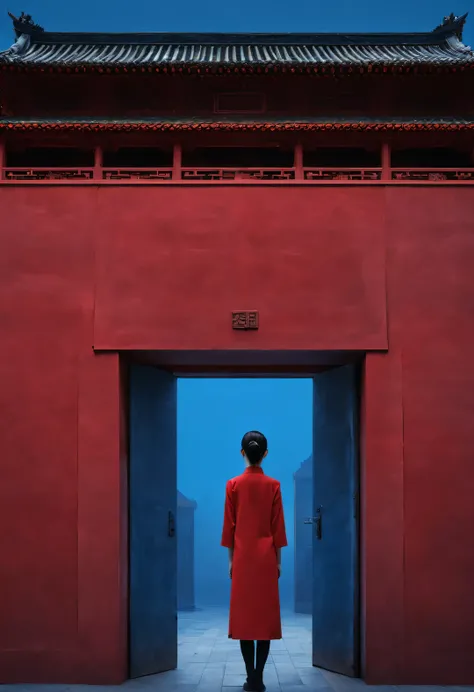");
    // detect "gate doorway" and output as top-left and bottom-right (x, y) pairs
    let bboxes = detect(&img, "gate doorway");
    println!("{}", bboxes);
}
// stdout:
(127, 353), (362, 681)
